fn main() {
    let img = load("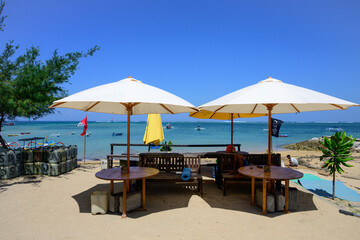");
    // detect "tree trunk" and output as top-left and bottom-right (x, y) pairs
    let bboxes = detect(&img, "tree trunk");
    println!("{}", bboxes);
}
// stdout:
(0, 113), (9, 149)
(332, 165), (335, 200)
(0, 134), (8, 149)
